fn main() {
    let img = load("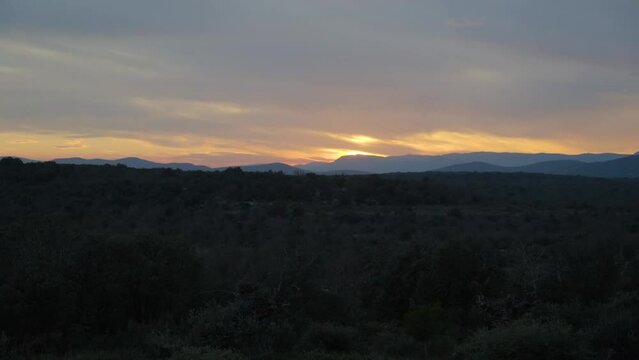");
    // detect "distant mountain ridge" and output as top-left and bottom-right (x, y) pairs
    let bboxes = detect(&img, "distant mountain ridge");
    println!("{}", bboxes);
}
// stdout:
(3, 151), (638, 178)
(52, 157), (214, 172)
(212, 162), (306, 175)
(298, 152), (628, 173)
(438, 155), (639, 178)
(19, 157), (307, 175)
